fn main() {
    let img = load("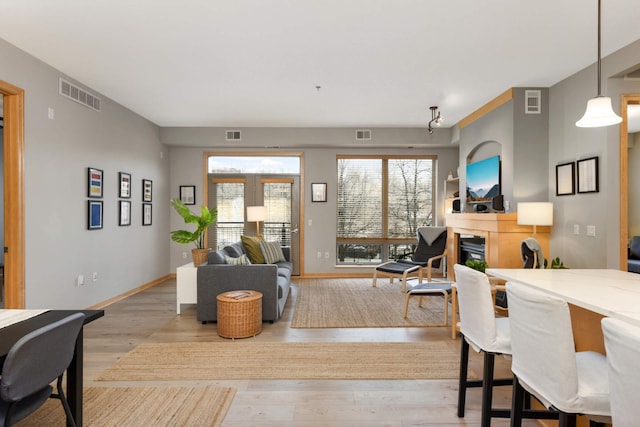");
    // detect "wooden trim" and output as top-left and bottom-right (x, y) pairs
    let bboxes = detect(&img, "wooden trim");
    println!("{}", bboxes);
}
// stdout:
(0, 80), (25, 309)
(620, 94), (640, 270)
(260, 178), (294, 184)
(458, 88), (514, 129)
(87, 274), (172, 309)
(337, 154), (437, 160)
